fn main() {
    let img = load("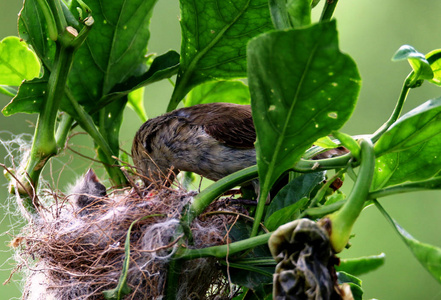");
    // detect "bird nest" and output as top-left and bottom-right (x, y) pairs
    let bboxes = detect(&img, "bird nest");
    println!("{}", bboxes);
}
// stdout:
(11, 180), (248, 299)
